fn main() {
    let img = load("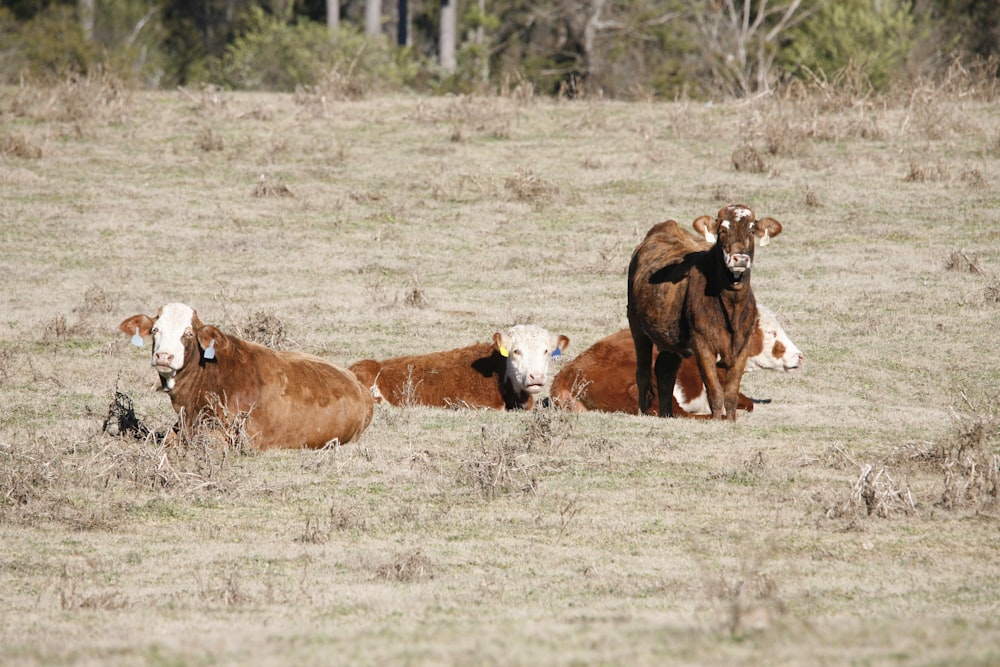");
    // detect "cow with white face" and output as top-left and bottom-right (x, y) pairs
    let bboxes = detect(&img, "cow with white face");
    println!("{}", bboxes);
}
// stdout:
(349, 324), (570, 410)
(120, 302), (373, 449)
(136, 302), (199, 392)
(746, 305), (804, 373)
